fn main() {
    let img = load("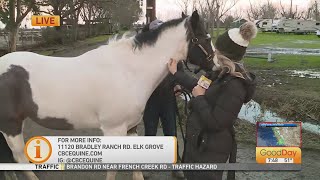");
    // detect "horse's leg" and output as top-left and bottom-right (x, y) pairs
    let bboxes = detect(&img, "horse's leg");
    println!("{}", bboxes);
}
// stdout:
(127, 126), (144, 180)
(0, 132), (15, 163)
(0, 132), (16, 180)
(2, 130), (39, 180)
(102, 125), (128, 180)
